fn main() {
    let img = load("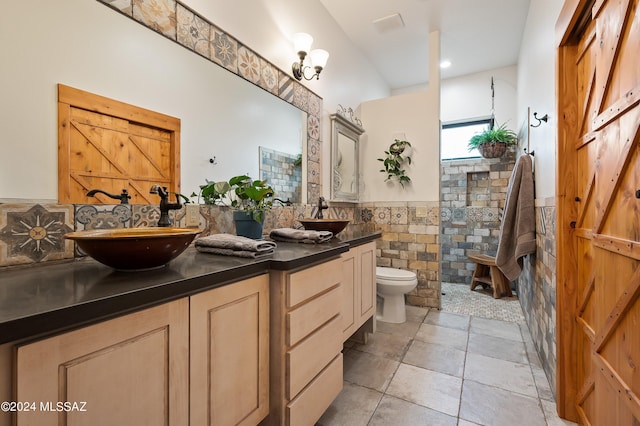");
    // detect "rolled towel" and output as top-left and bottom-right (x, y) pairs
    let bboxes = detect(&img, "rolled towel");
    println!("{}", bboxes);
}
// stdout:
(195, 233), (277, 254)
(269, 227), (333, 244)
